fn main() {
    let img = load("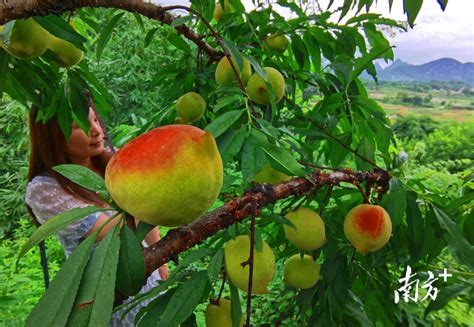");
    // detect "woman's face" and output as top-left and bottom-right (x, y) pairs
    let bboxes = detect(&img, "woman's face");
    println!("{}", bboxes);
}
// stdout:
(65, 108), (104, 163)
